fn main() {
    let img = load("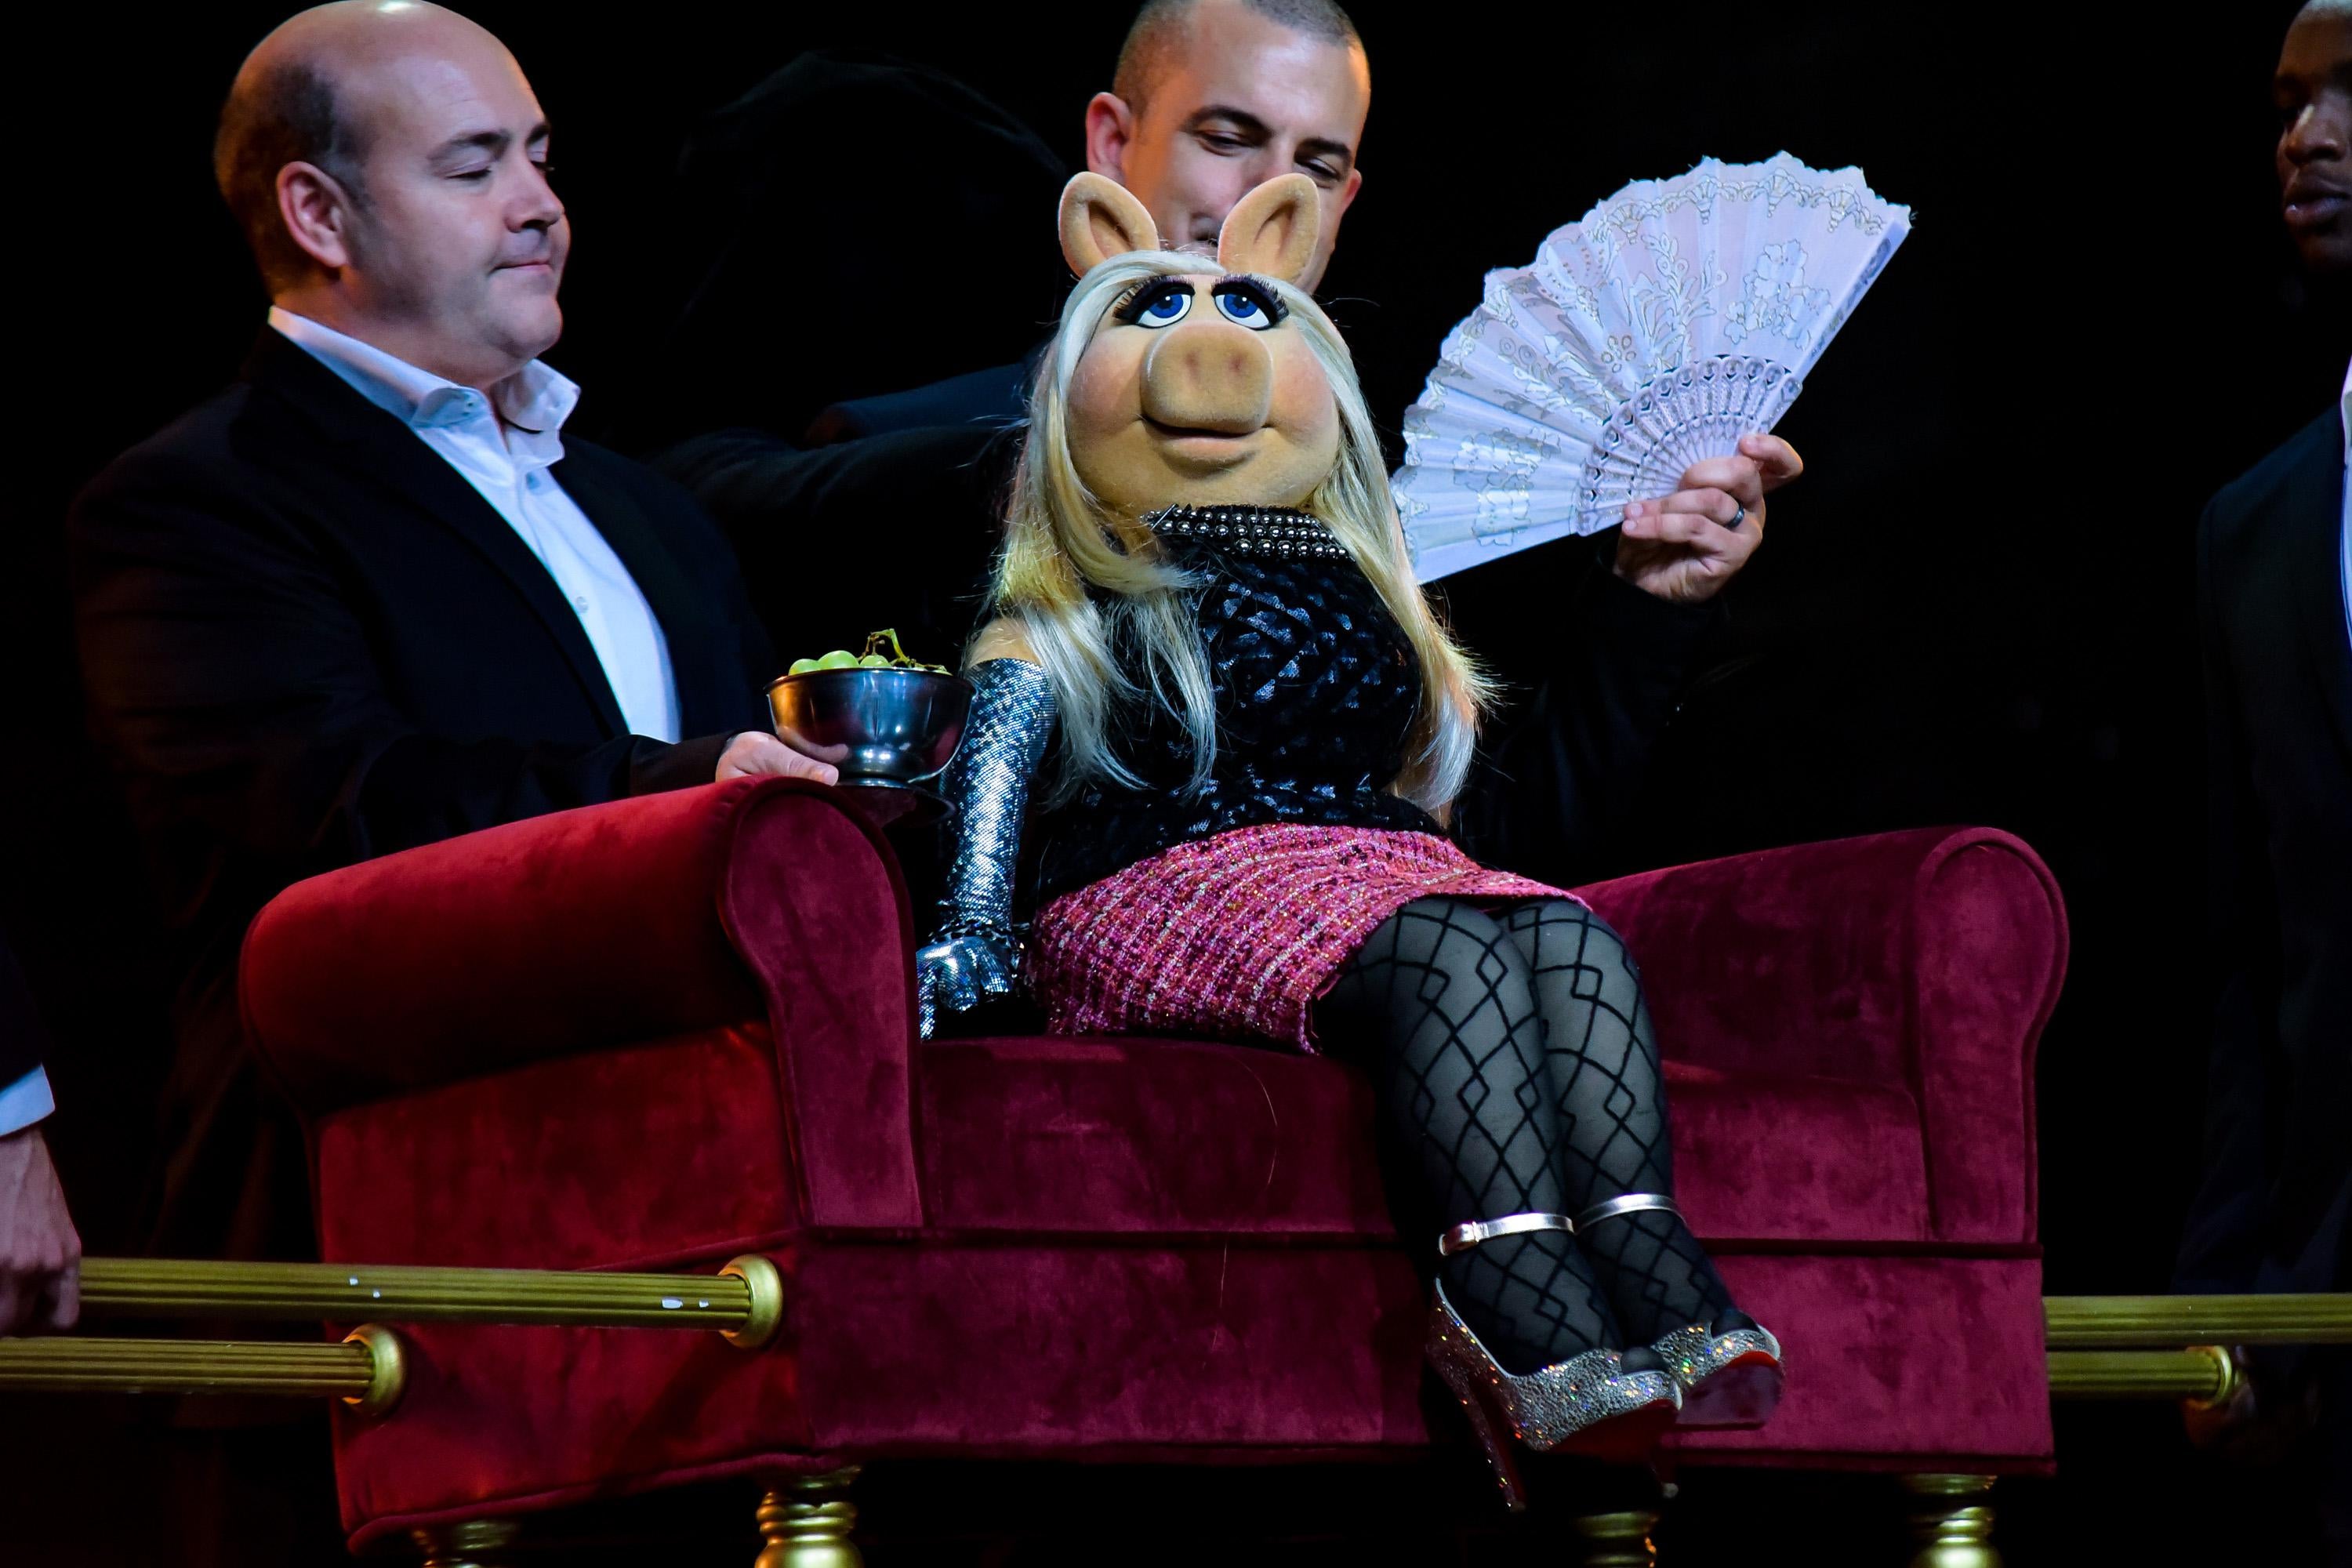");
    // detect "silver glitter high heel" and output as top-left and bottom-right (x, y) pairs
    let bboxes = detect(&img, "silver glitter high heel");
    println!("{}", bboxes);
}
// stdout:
(1425, 1213), (1684, 1510)
(1574, 1193), (1784, 1429)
